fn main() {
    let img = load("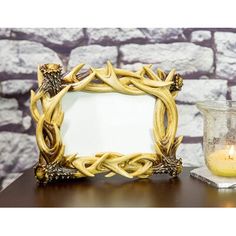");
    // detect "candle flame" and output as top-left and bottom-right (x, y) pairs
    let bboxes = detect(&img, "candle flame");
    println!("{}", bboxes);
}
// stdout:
(229, 146), (235, 157)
